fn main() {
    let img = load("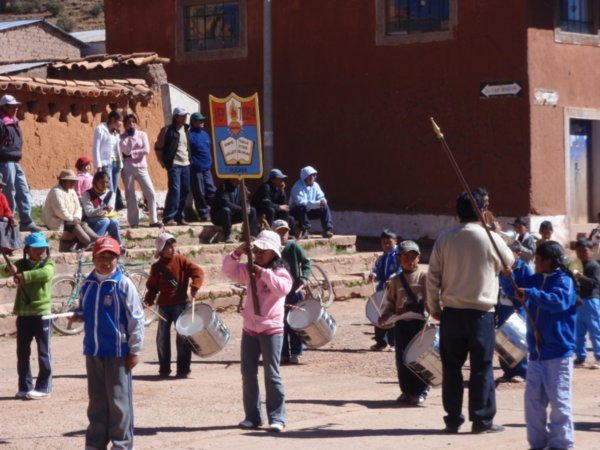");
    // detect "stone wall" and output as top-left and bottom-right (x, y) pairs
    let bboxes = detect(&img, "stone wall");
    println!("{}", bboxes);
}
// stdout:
(0, 23), (81, 62)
